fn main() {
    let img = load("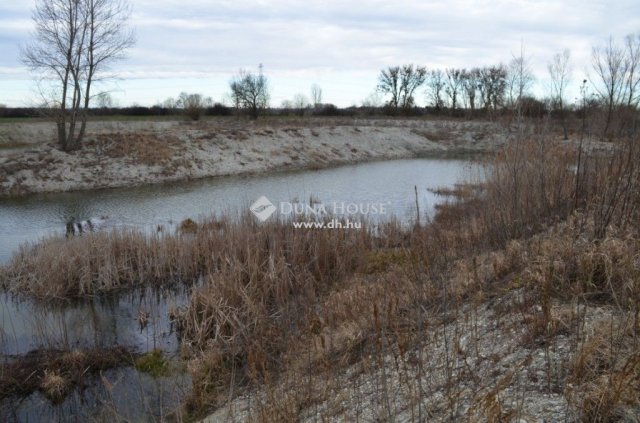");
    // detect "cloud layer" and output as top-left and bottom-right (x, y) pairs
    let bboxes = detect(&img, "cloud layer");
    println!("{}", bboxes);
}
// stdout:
(1, 0), (639, 106)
